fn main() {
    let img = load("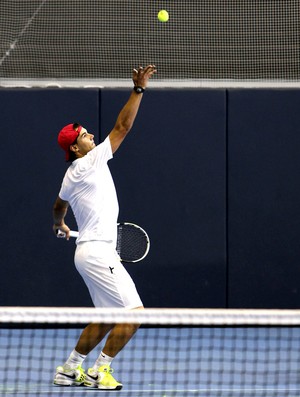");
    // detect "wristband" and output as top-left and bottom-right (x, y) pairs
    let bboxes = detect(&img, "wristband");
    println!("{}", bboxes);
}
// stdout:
(133, 86), (145, 94)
